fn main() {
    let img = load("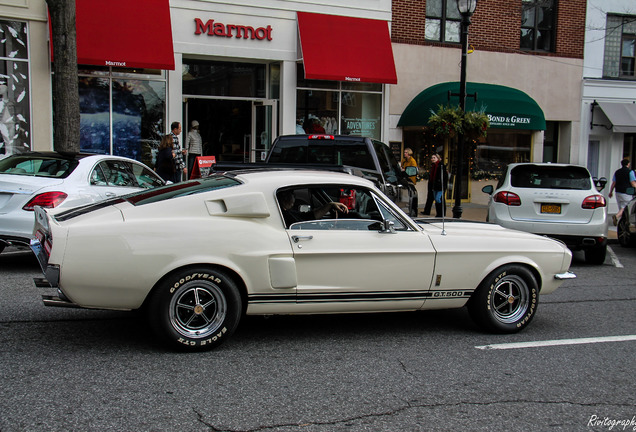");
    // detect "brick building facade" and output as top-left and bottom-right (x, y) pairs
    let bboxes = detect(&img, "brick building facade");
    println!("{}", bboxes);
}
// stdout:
(388, 0), (587, 203)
